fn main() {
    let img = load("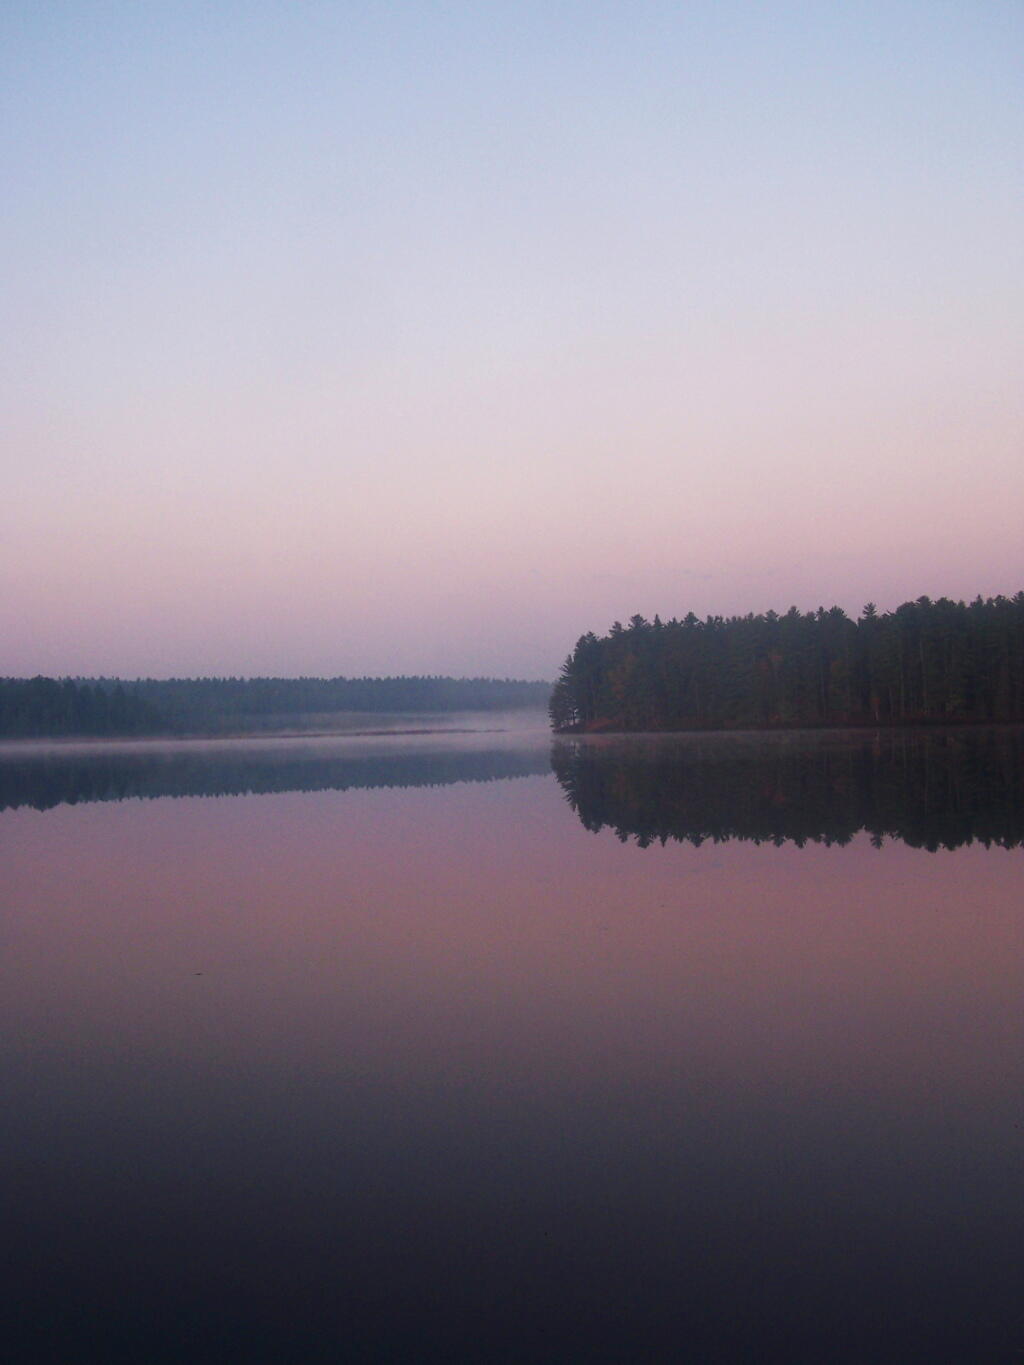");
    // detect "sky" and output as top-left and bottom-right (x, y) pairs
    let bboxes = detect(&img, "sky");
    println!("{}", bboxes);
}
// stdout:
(2, 1), (1022, 680)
